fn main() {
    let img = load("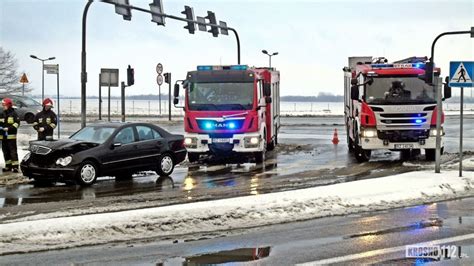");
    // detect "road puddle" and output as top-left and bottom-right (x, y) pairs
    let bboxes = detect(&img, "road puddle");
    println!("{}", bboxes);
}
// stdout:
(178, 246), (271, 265)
